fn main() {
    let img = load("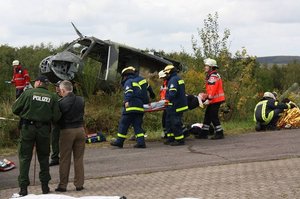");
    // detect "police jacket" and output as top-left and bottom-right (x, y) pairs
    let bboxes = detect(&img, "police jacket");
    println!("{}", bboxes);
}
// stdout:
(205, 70), (225, 104)
(133, 75), (155, 104)
(12, 86), (61, 123)
(165, 72), (188, 113)
(122, 74), (144, 114)
(58, 92), (85, 129)
(254, 97), (291, 124)
(12, 66), (30, 89)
